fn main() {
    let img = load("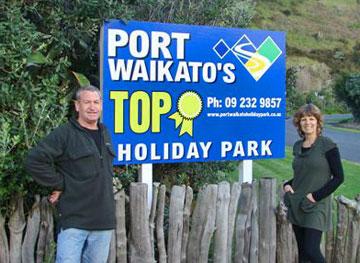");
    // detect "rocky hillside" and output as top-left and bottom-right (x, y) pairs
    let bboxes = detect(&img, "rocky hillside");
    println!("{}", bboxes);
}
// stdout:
(251, 0), (360, 93)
